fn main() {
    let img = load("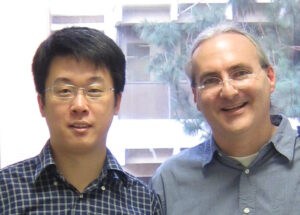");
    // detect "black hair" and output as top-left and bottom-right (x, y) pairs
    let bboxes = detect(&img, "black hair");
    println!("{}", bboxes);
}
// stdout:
(32, 26), (125, 103)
